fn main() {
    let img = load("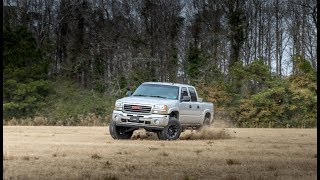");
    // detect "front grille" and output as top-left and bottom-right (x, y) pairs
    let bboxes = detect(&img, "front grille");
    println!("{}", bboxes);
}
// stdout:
(123, 104), (152, 114)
